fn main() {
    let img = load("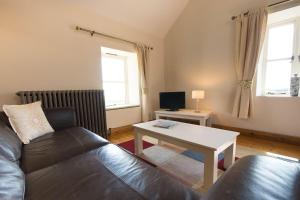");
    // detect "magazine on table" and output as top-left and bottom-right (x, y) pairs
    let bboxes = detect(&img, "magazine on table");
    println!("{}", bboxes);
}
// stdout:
(153, 120), (177, 129)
